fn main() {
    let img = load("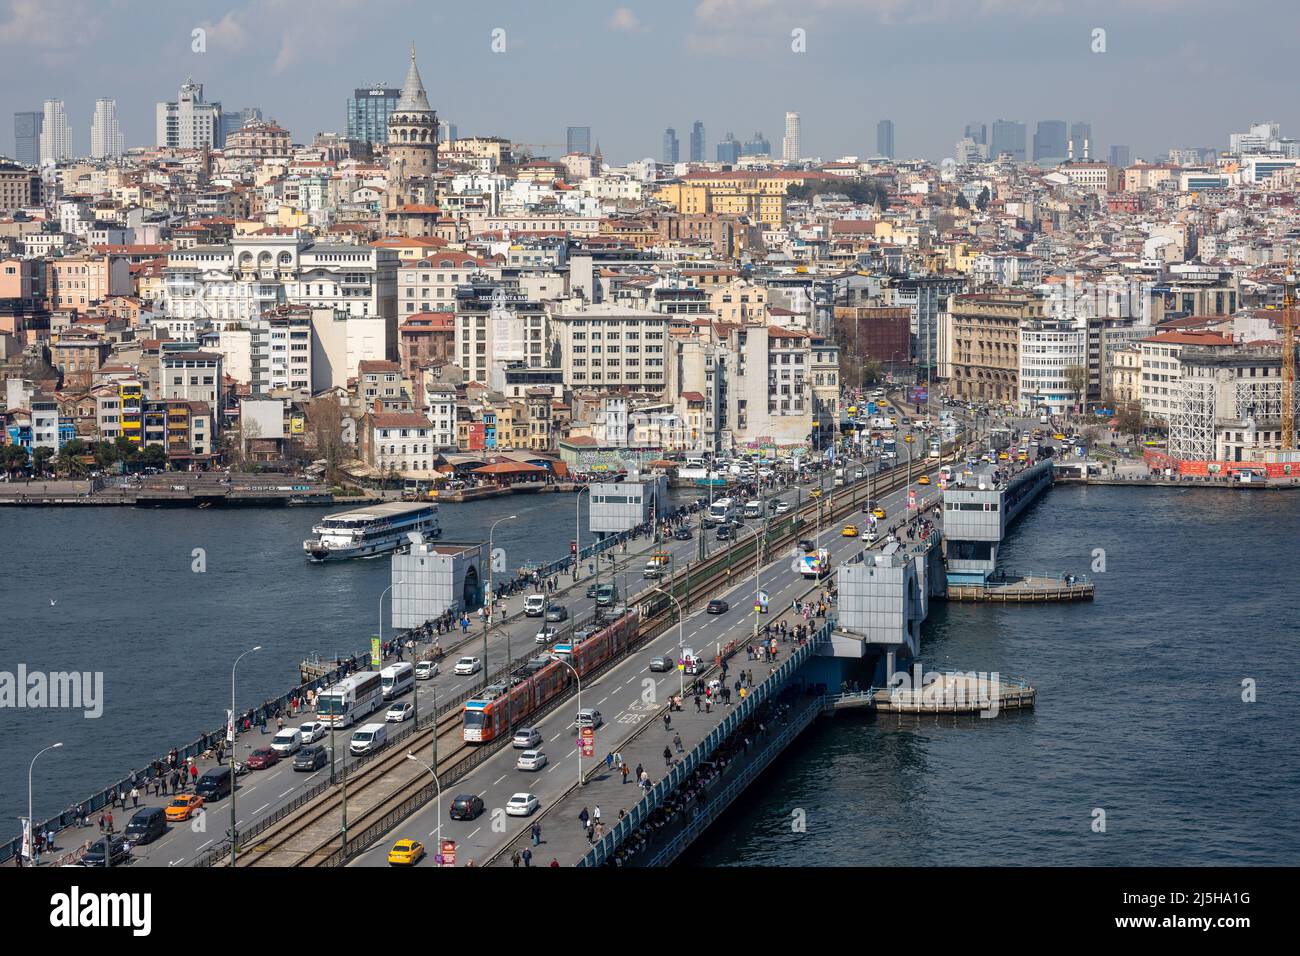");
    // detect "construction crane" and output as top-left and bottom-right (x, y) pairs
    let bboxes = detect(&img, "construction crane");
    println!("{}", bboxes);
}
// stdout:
(1285, 258), (1296, 450)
